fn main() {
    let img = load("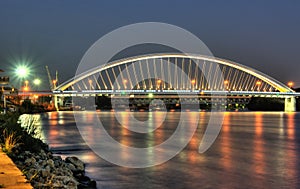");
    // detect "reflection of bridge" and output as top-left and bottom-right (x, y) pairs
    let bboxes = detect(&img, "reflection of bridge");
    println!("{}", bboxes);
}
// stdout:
(39, 54), (300, 111)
